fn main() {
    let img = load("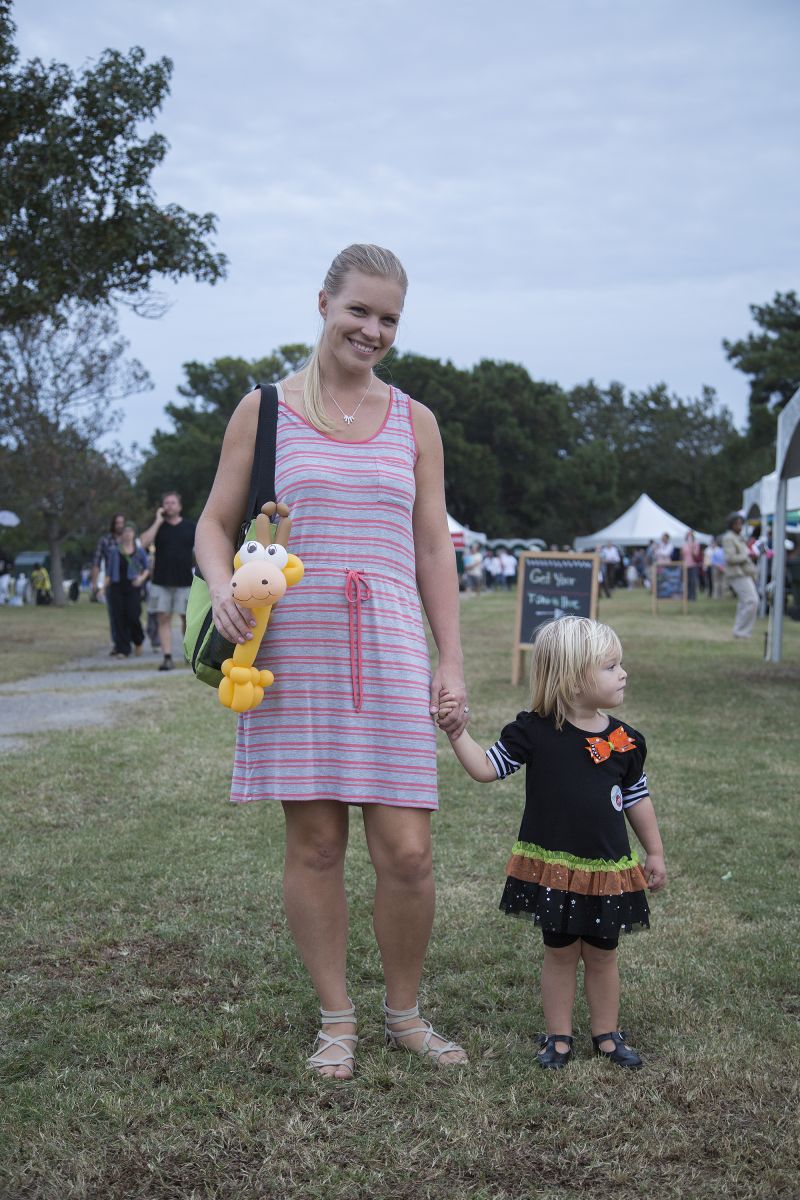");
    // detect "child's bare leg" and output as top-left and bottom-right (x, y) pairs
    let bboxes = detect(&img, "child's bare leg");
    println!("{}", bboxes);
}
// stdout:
(540, 941), (581, 1052)
(581, 940), (620, 1051)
